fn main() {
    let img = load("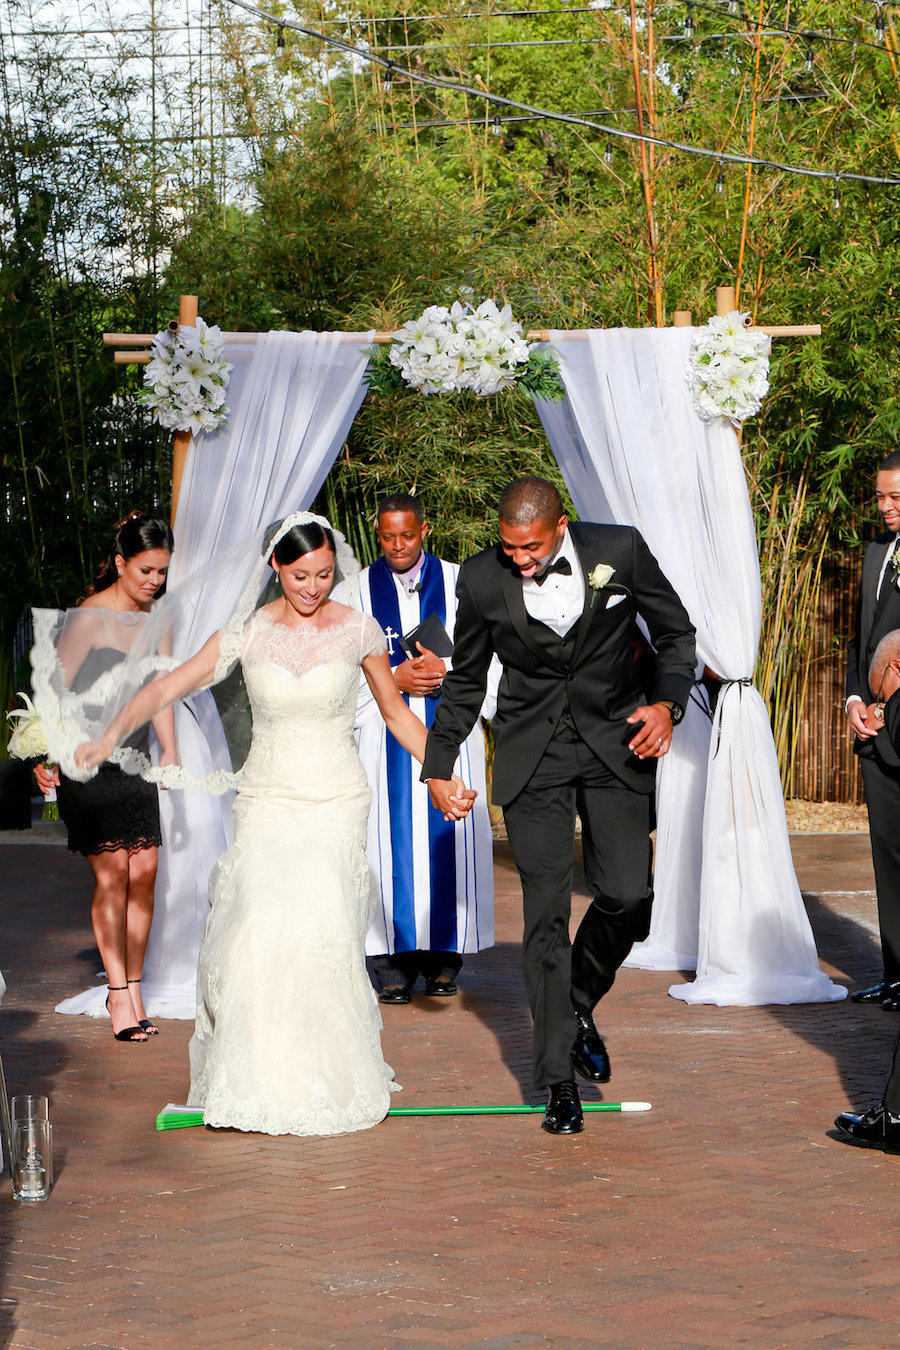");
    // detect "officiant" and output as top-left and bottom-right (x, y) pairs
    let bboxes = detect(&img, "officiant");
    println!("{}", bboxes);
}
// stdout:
(334, 493), (496, 1003)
